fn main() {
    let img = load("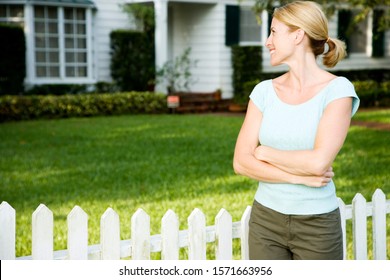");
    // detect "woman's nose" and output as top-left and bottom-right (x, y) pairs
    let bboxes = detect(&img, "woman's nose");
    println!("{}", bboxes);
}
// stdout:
(265, 36), (272, 48)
